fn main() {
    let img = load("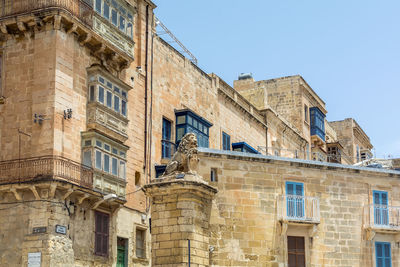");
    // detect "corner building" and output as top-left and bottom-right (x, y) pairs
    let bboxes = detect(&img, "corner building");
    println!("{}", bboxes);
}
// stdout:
(0, 0), (155, 266)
